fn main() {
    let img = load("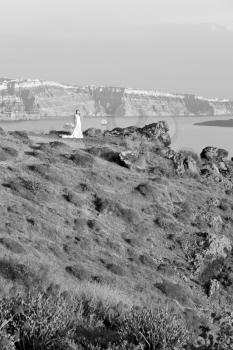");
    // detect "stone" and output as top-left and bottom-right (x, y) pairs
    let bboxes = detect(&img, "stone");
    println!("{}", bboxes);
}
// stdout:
(104, 121), (171, 147)
(184, 156), (198, 174)
(200, 146), (228, 161)
(119, 150), (140, 169)
(163, 148), (198, 176)
(83, 128), (103, 137)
